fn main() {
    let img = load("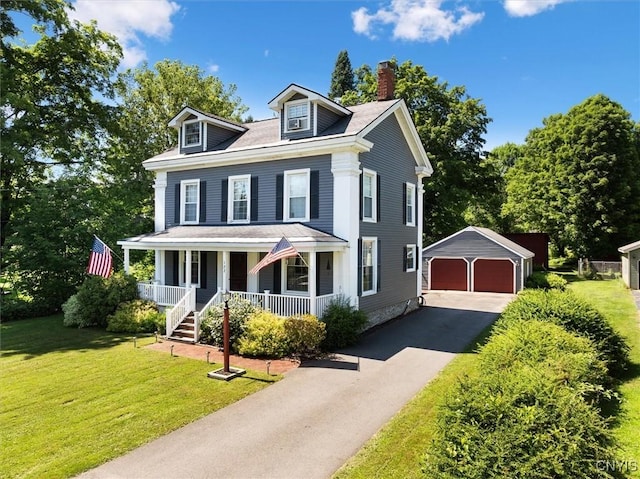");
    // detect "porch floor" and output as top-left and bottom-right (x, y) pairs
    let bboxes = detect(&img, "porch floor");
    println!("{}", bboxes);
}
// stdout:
(146, 339), (300, 375)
